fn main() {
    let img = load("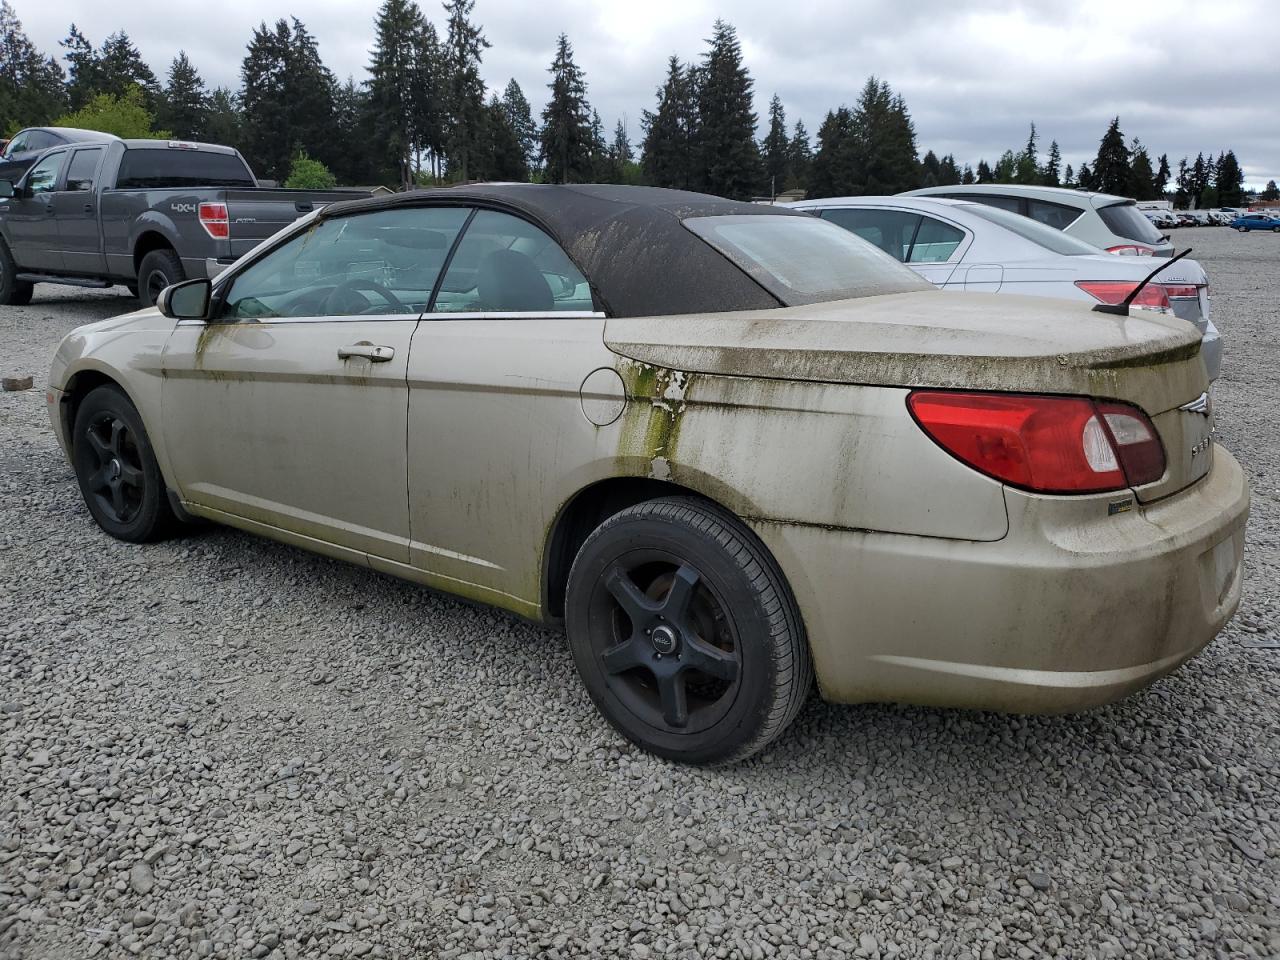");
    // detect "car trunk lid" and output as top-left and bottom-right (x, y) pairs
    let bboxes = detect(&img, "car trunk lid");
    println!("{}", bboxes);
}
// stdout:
(604, 290), (1212, 501)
